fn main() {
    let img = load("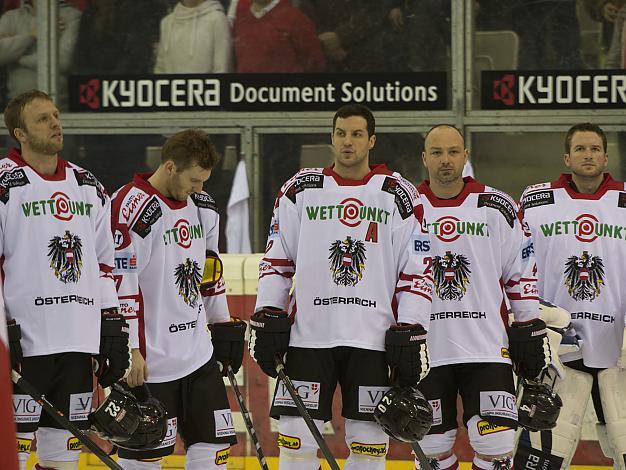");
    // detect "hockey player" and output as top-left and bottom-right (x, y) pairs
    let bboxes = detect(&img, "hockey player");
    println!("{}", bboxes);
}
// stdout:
(111, 129), (245, 470)
(2, 90), (130, 470)
(248, 104), (433, 470)
(515, 122), (626, 469)
(415, 124), (551, 470)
